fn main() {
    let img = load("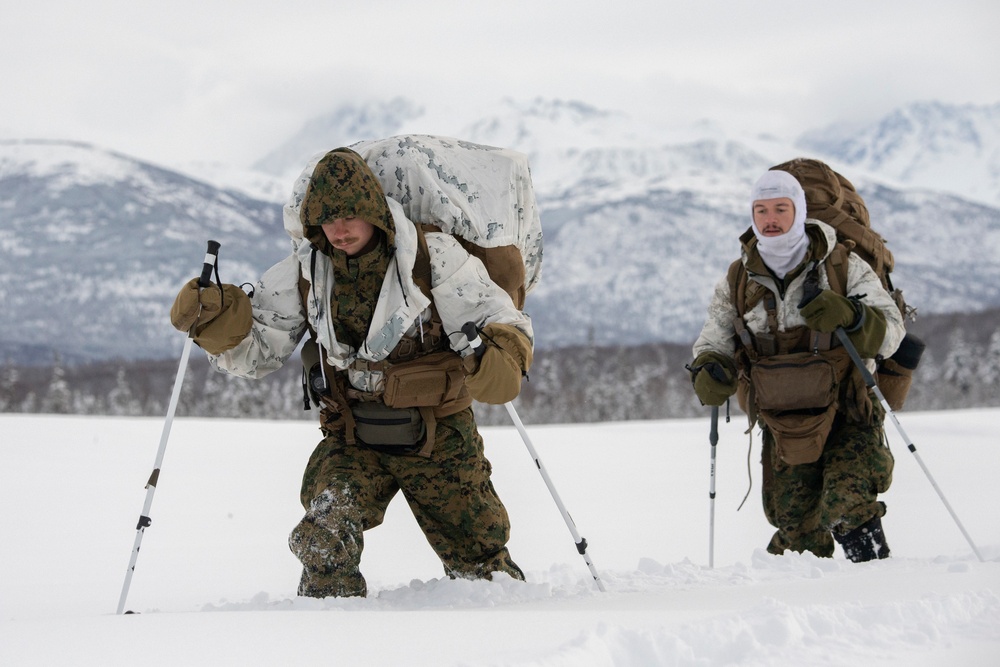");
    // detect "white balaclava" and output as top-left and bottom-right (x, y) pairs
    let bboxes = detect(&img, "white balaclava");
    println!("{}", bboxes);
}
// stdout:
(750, 170), (809, 279)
